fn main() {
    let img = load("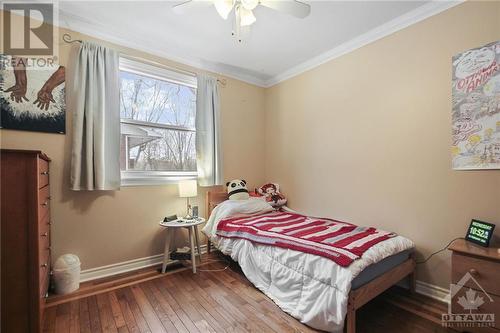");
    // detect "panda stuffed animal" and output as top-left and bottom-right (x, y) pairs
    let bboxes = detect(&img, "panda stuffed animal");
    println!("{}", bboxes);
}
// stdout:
(226, 179), (250, 200)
